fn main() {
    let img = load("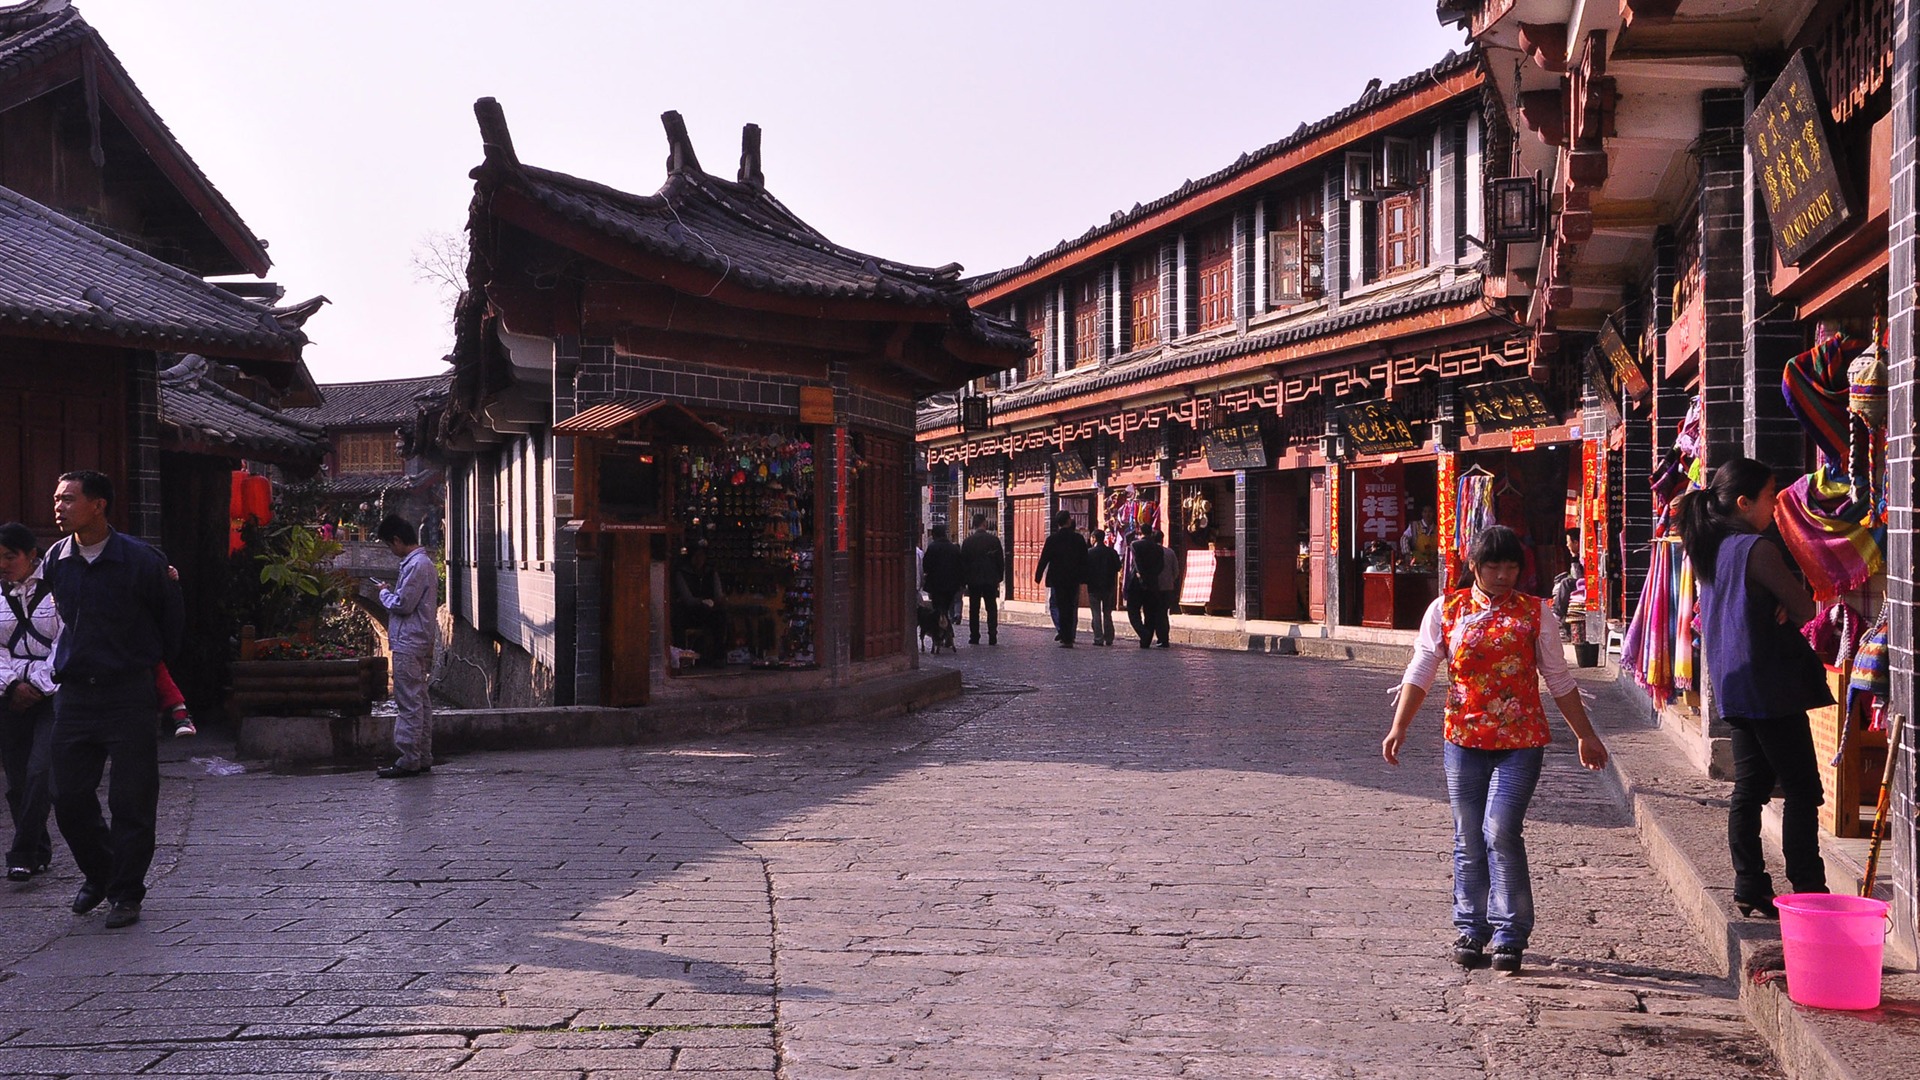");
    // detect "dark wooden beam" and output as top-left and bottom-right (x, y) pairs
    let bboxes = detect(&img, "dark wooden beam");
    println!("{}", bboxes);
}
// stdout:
(580, 280), (881, 353)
